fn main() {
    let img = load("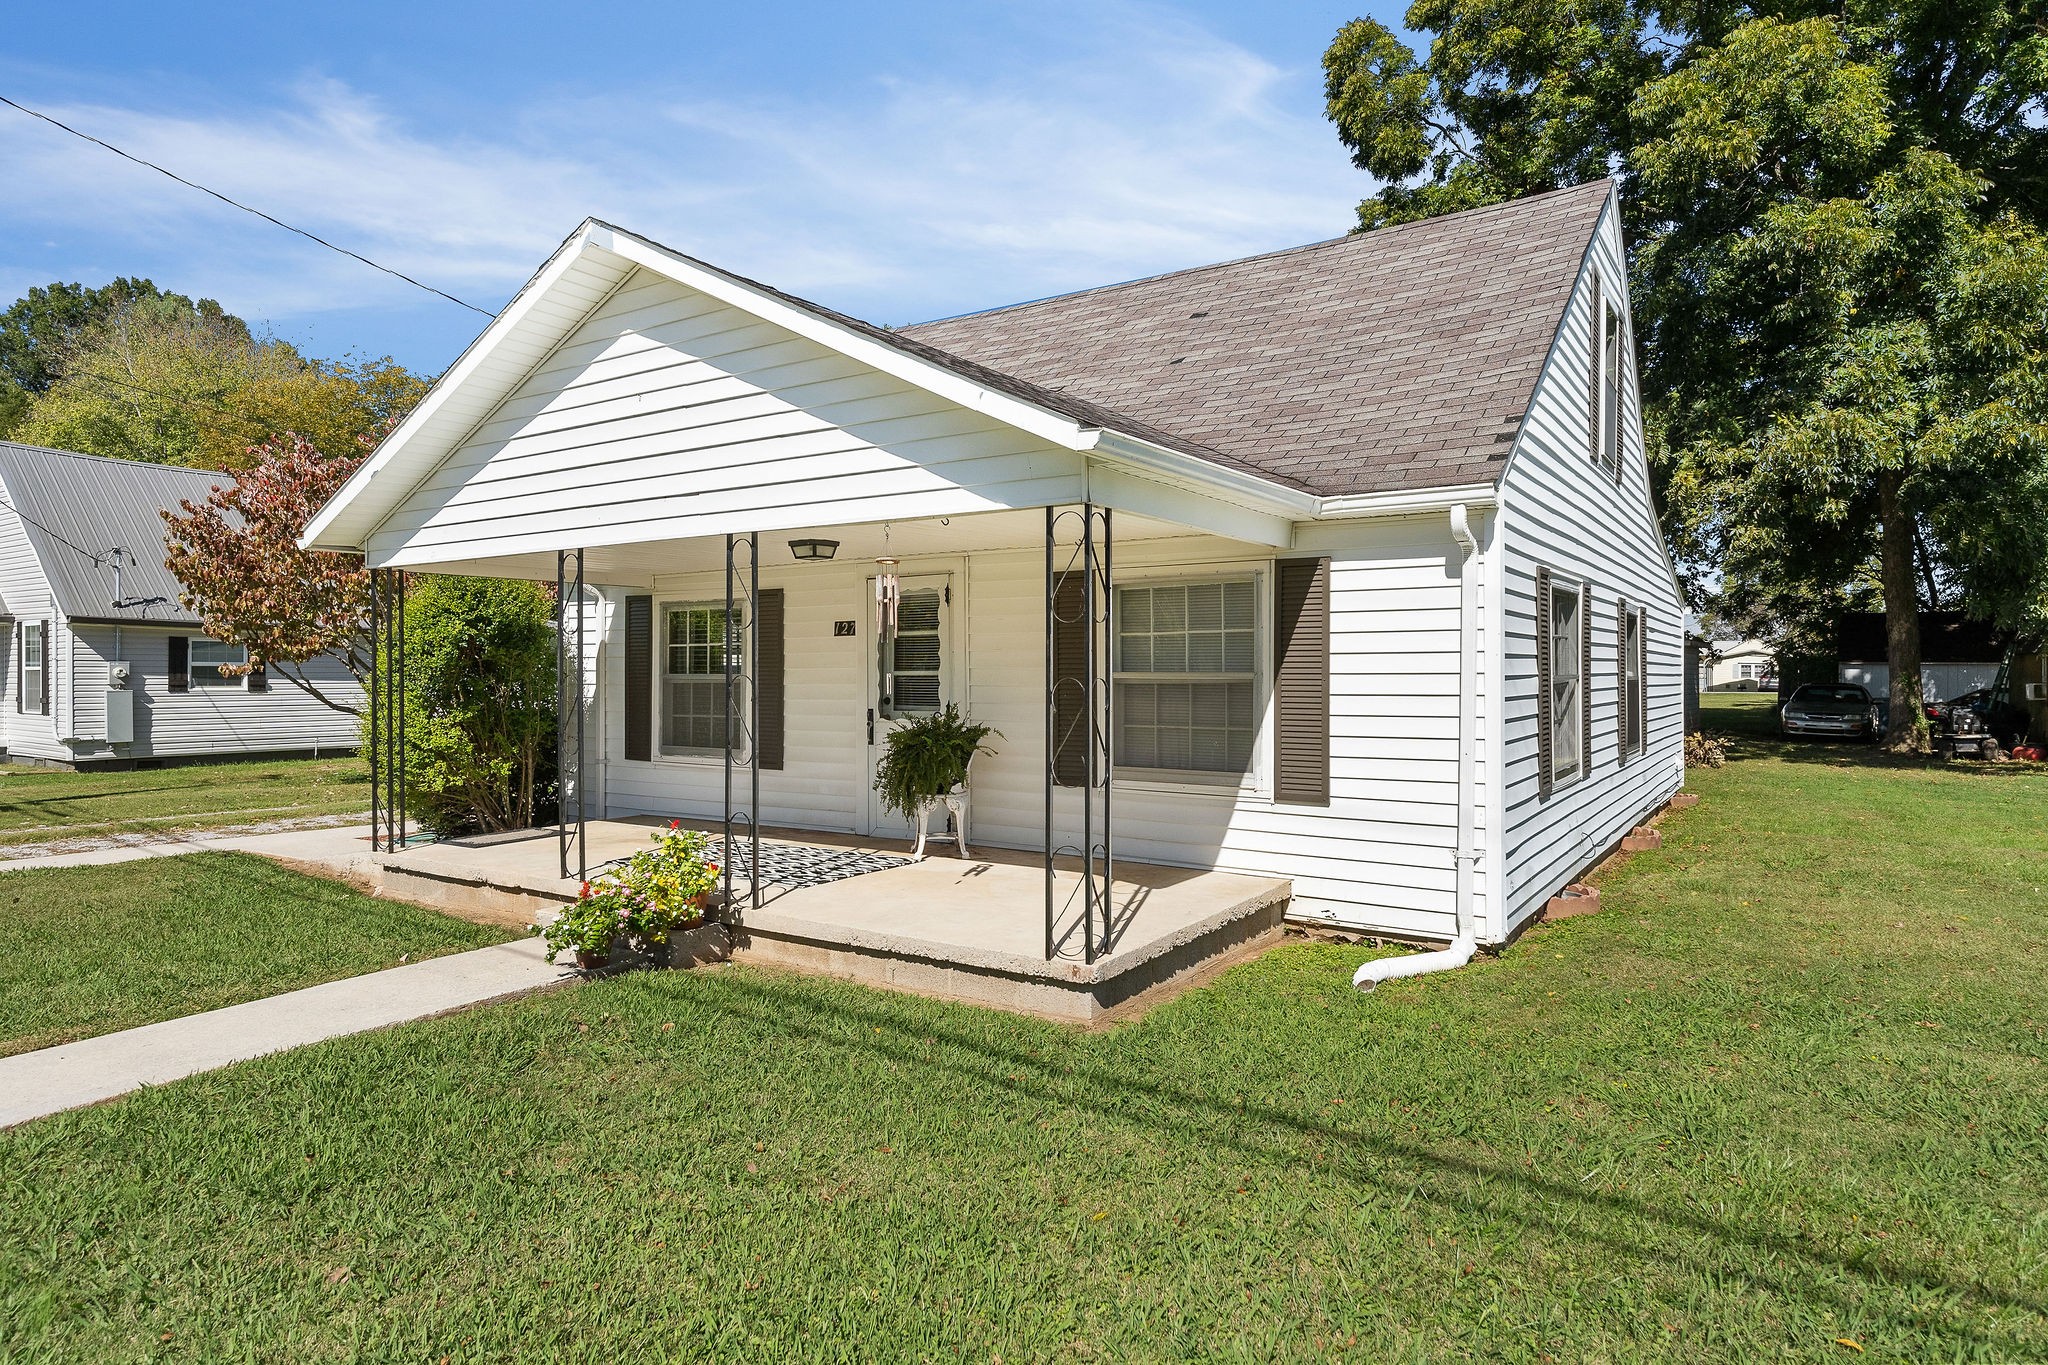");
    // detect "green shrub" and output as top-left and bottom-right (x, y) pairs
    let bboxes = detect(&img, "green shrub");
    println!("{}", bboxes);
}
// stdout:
(367, 575), (557, 835)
